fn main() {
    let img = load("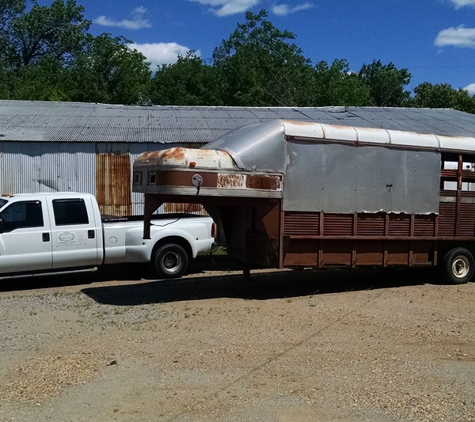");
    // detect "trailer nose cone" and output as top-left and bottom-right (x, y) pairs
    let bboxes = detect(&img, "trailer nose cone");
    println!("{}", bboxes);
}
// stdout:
(135, 147), (237, 170)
